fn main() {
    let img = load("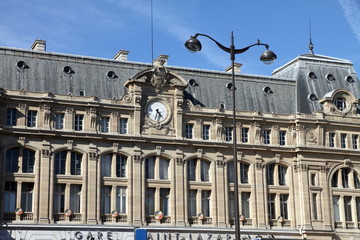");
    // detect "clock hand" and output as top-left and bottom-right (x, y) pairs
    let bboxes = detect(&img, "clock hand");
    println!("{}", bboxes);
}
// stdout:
(155, 109), (163, 121)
